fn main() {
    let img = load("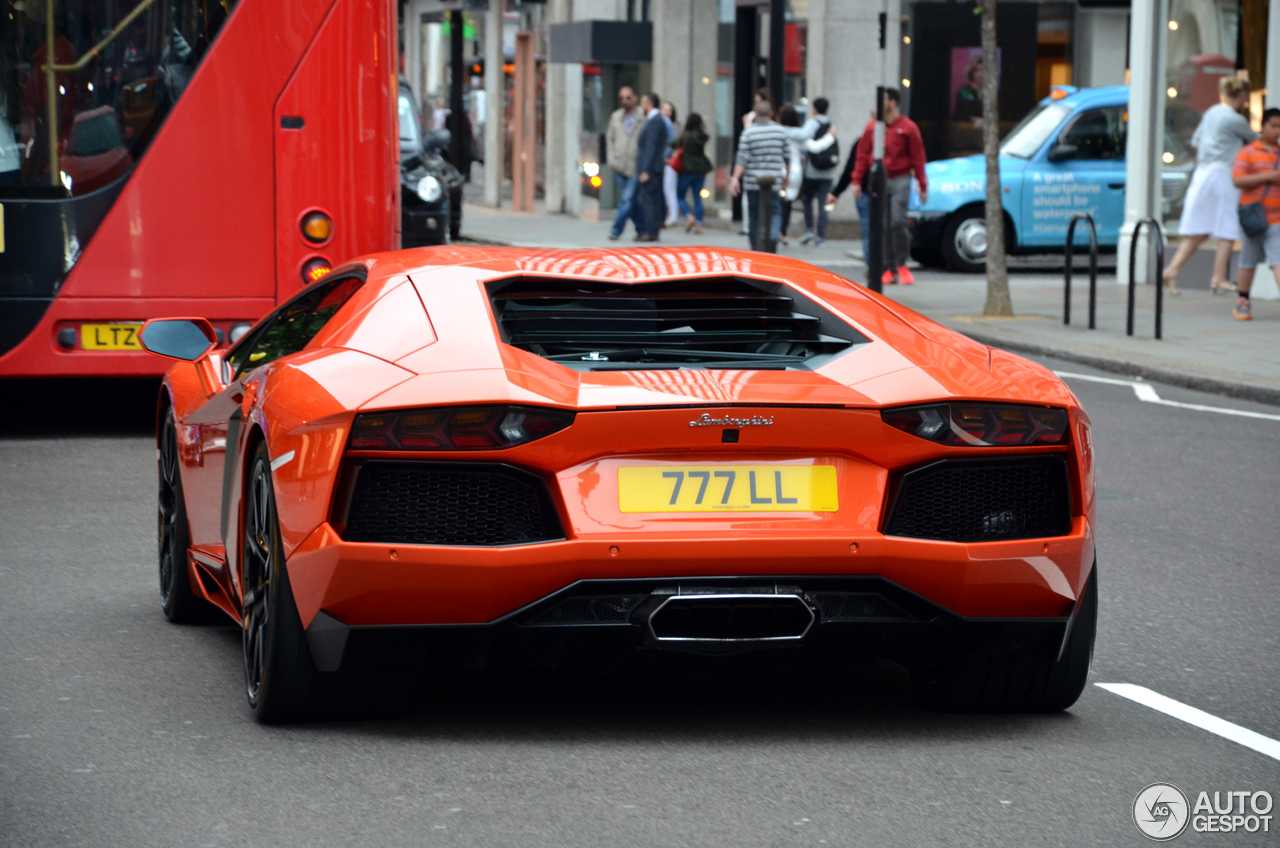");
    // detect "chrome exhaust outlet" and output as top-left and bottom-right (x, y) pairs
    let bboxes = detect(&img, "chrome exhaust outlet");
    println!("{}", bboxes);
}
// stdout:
(647, 592), (816, 643)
